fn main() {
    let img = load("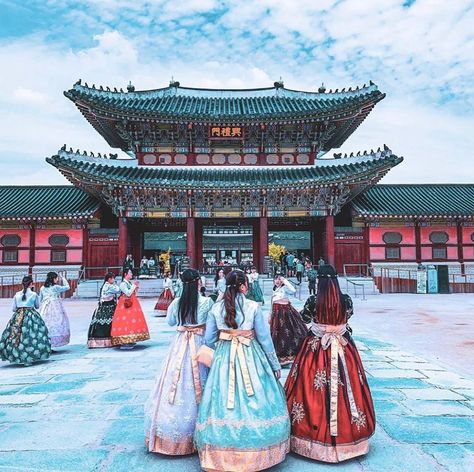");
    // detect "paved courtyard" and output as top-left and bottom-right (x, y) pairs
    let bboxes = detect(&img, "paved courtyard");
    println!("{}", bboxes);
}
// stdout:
(1, 291), (473, 471)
